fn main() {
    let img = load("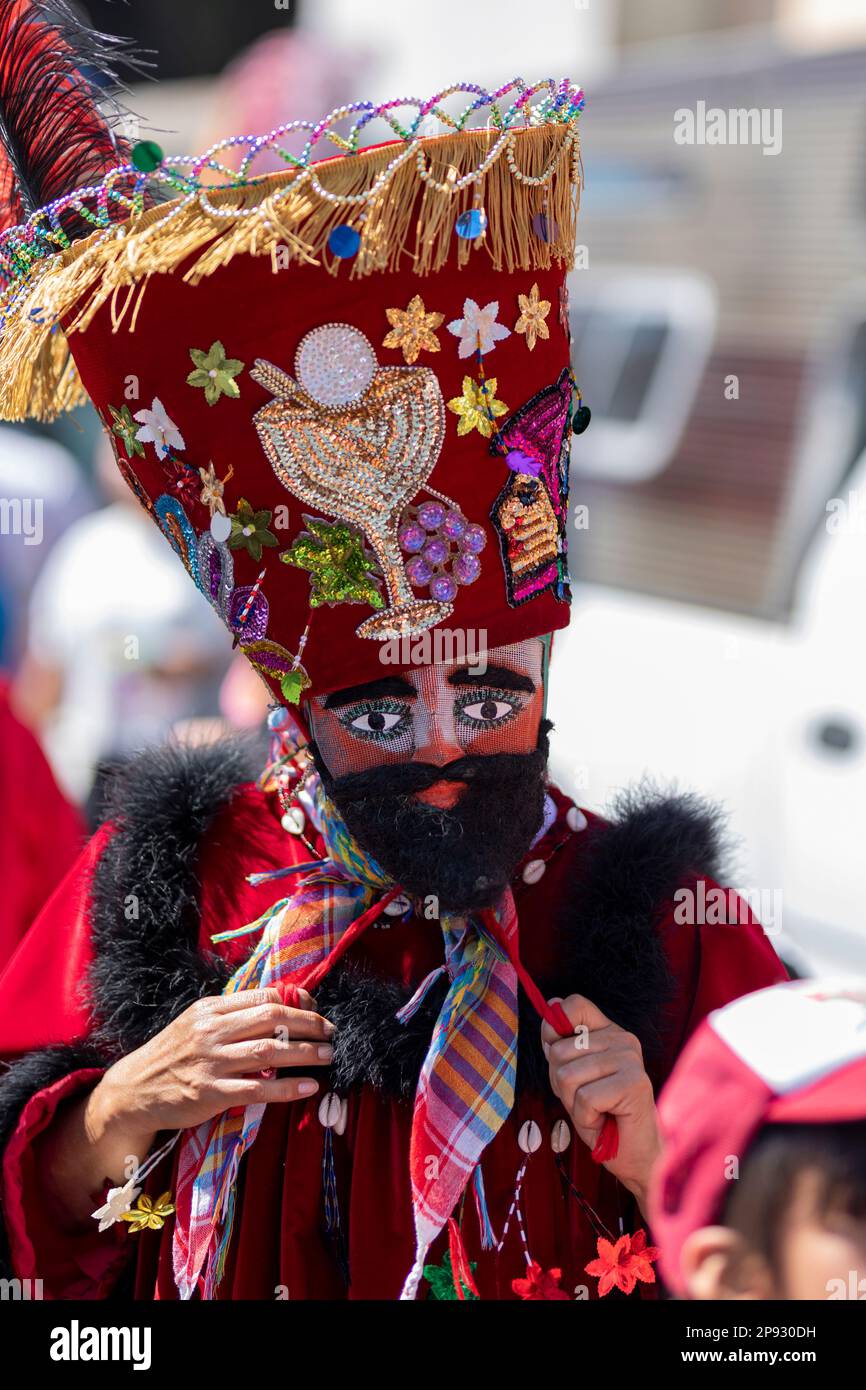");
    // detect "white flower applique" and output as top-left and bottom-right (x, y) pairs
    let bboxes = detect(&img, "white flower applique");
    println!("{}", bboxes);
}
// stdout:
(134, 397), (186, 460)
(447, 299), (511, 359)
